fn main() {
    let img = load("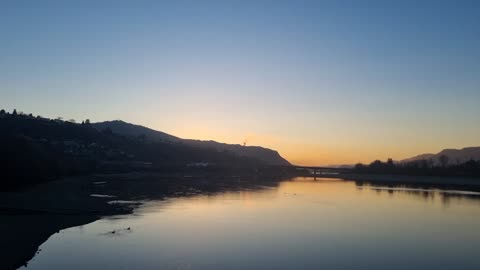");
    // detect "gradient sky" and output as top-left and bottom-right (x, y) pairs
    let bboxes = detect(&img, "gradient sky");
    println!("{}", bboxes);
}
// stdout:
(1, 1), (479, 165)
